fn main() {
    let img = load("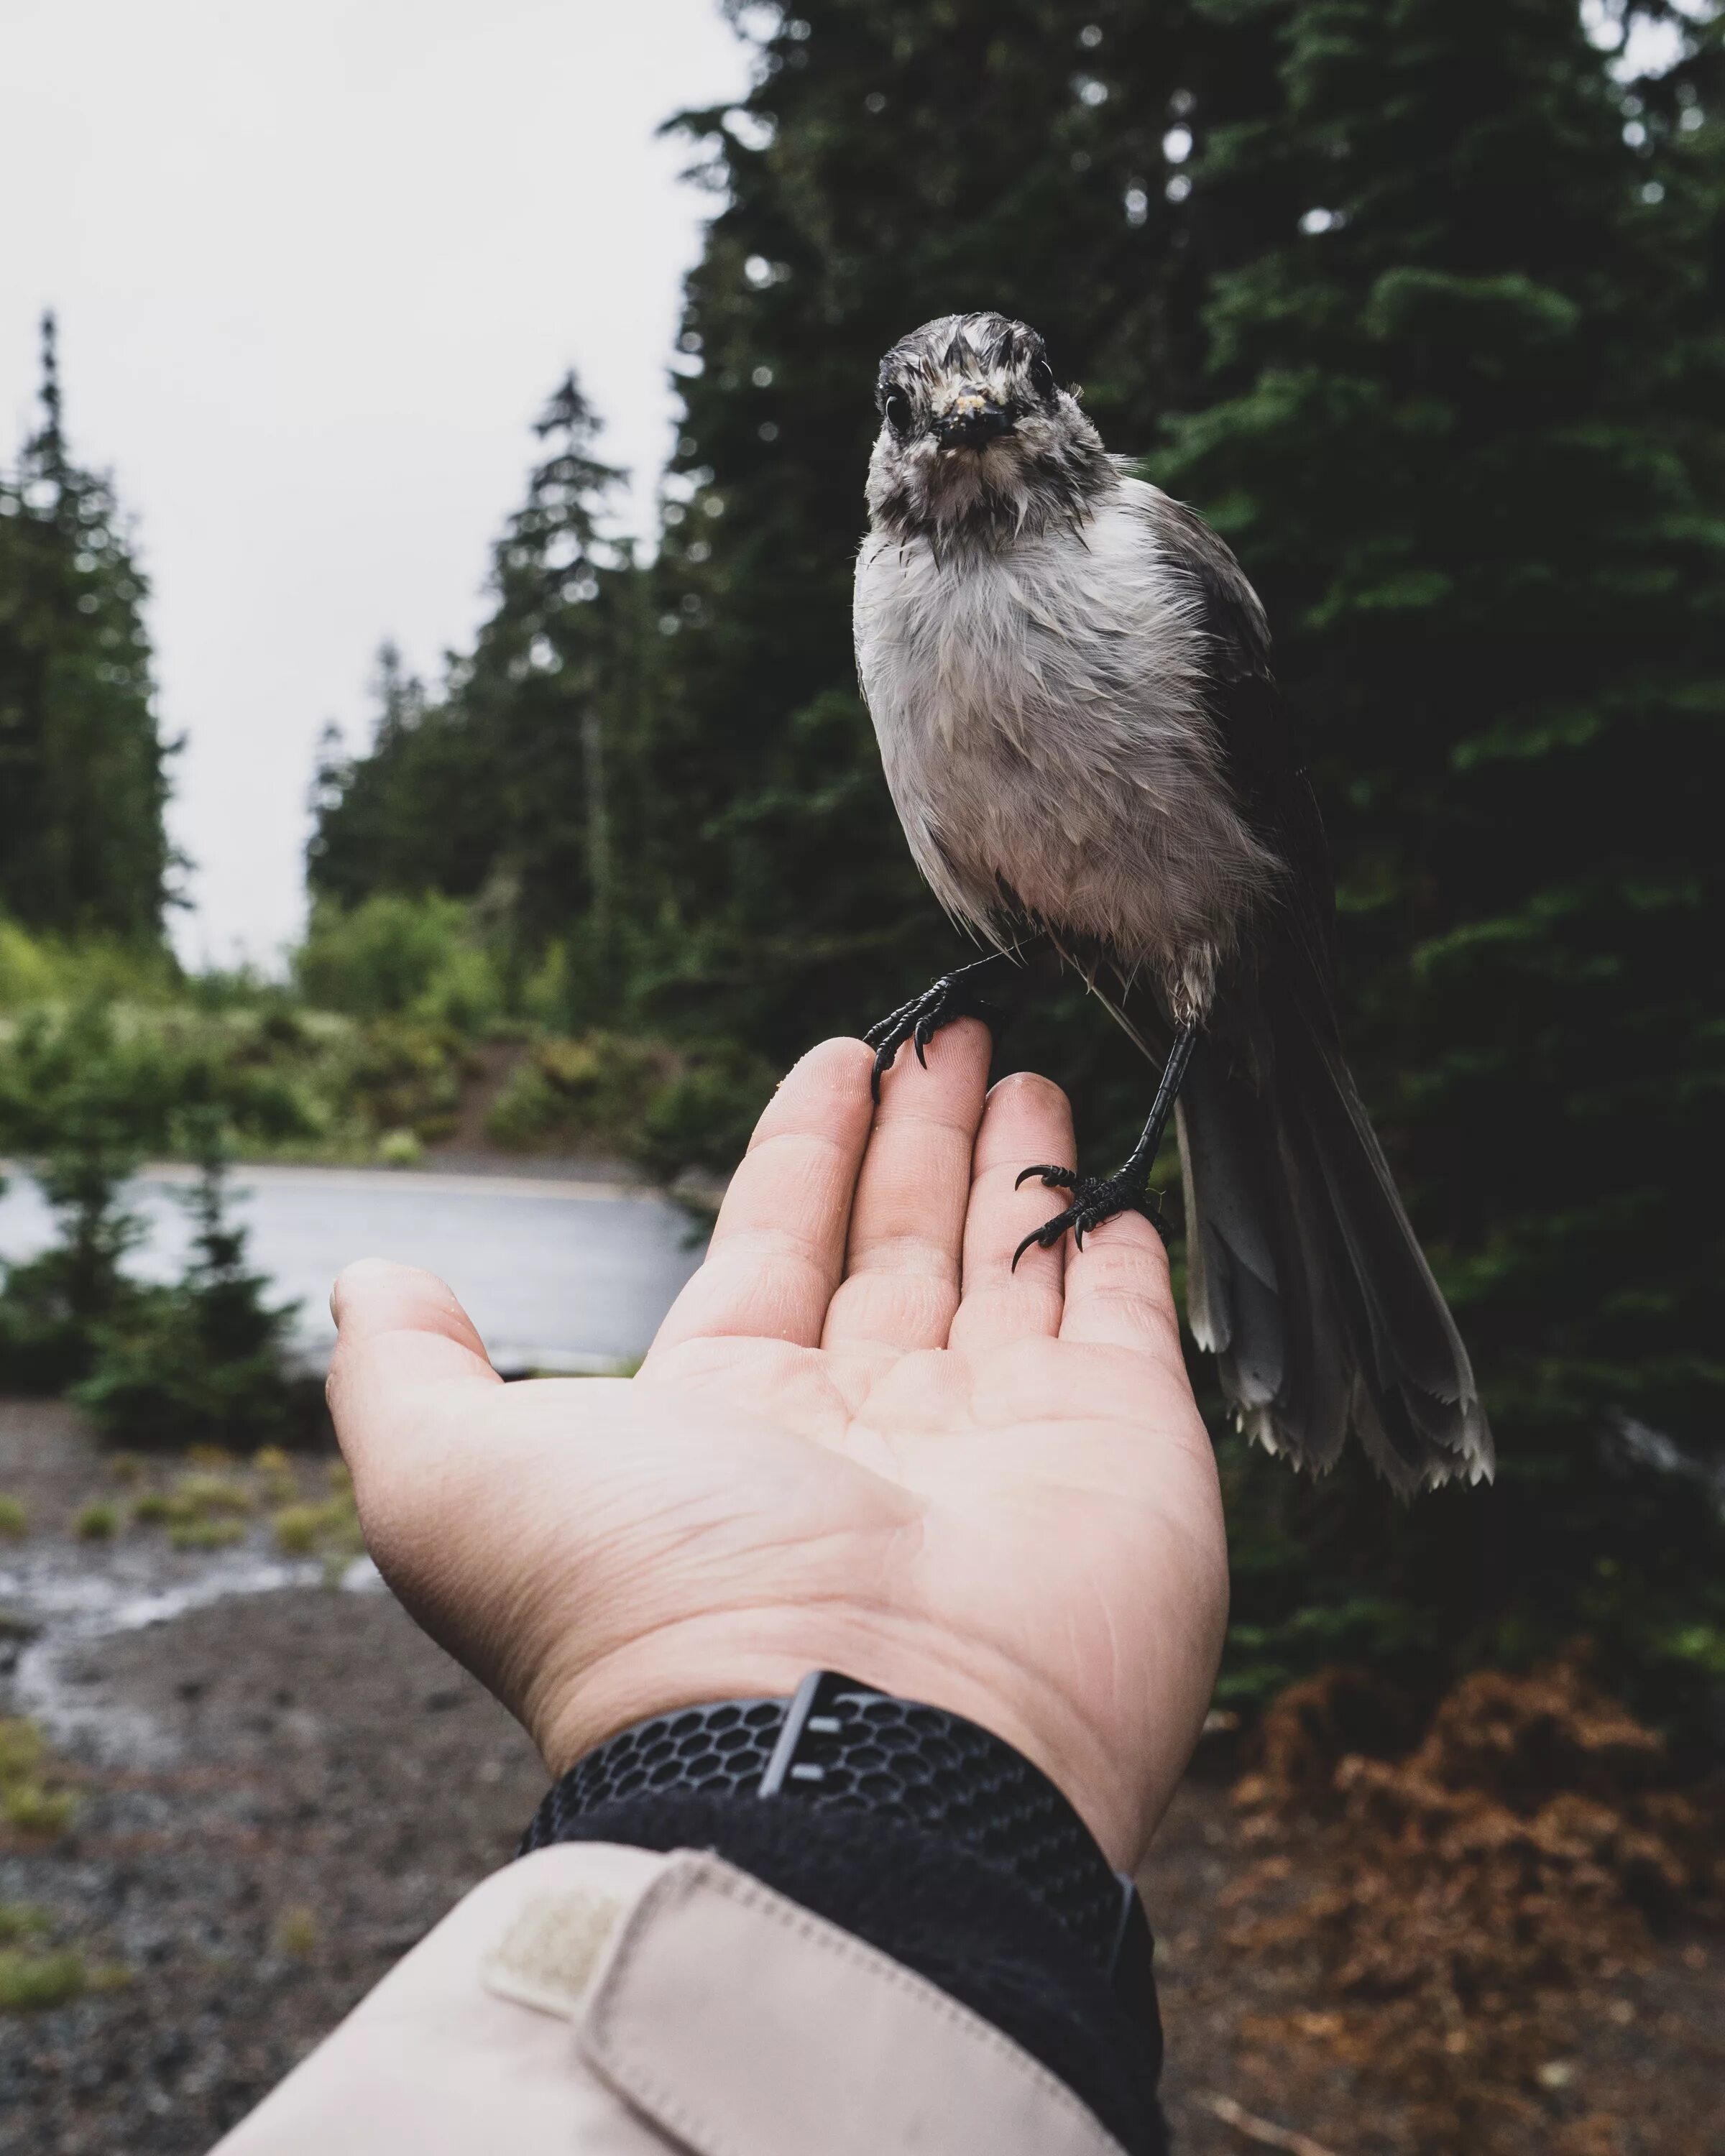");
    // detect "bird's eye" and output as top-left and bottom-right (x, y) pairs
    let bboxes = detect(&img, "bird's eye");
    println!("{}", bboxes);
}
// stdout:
(883, 388), (914, 435)
(1029, 354), (1057, 402)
